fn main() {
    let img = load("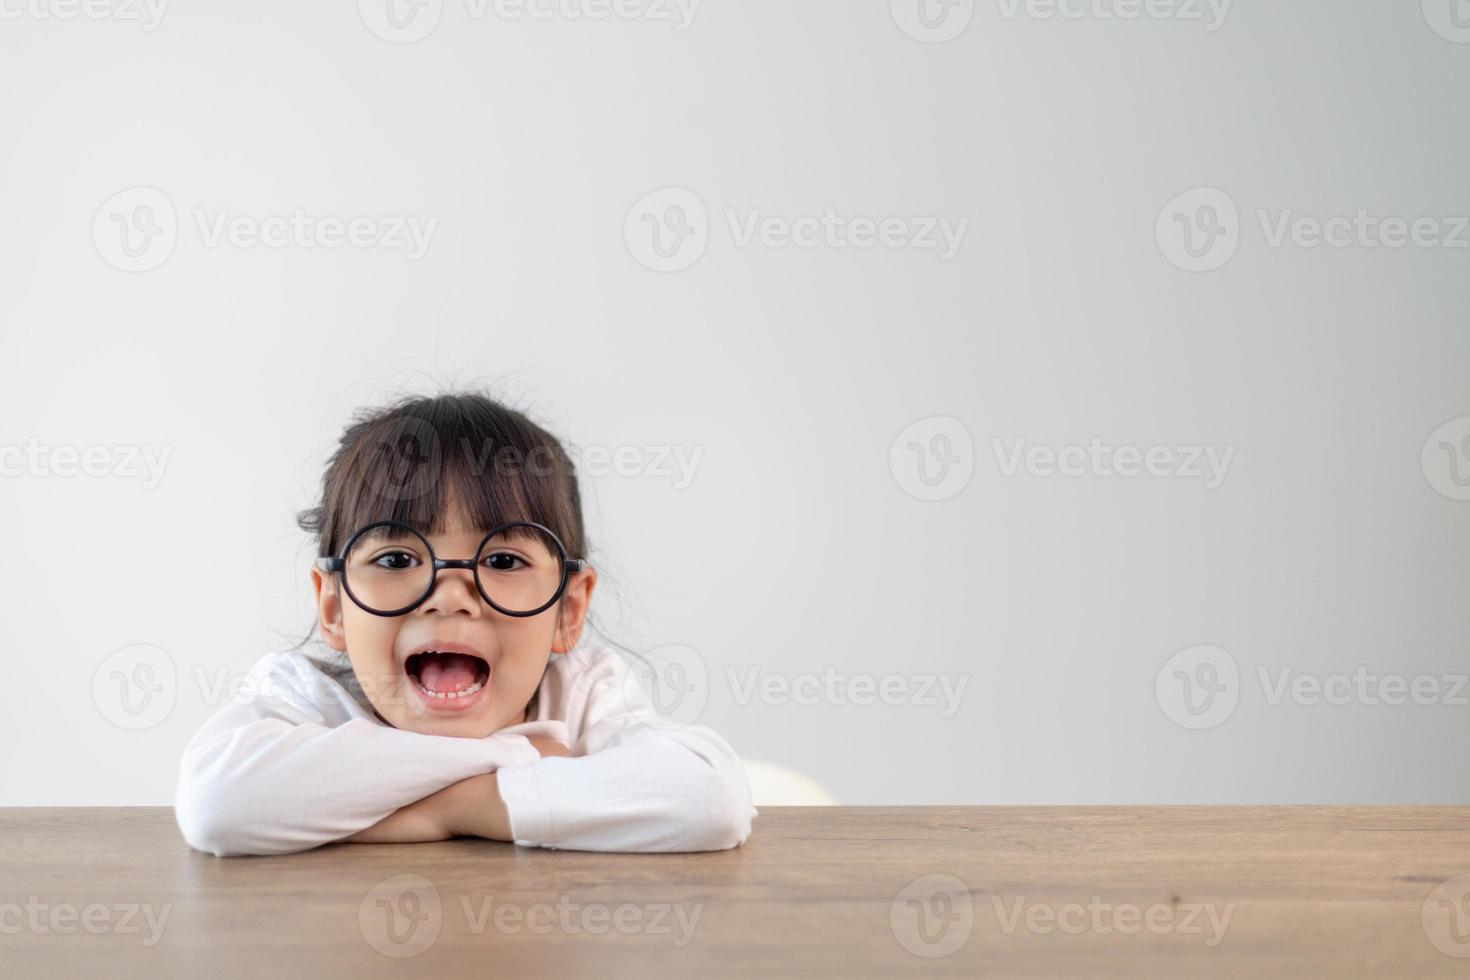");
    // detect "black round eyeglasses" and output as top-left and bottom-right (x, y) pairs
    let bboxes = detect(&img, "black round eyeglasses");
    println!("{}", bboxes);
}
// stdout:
(315, 519), (586, 618)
